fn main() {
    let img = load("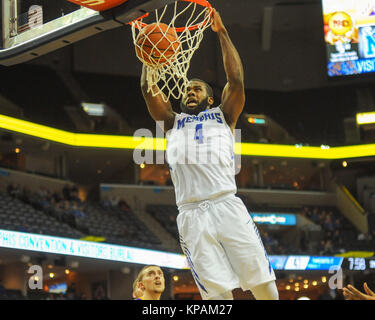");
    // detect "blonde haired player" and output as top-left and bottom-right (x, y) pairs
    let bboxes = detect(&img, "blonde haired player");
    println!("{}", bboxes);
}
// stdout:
(139, 9), (278, 300)
(132, 280), (144, 300)
(132, 265), (165, 300)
